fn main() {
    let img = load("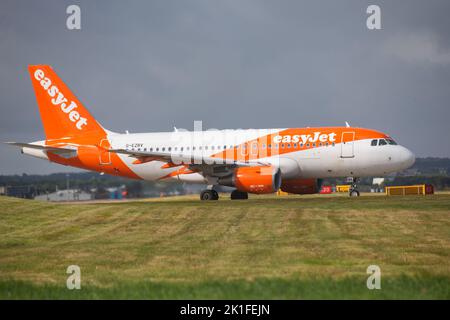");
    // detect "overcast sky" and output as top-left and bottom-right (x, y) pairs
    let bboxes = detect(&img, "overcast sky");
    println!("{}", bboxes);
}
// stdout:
(1, 0), (449, 174)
